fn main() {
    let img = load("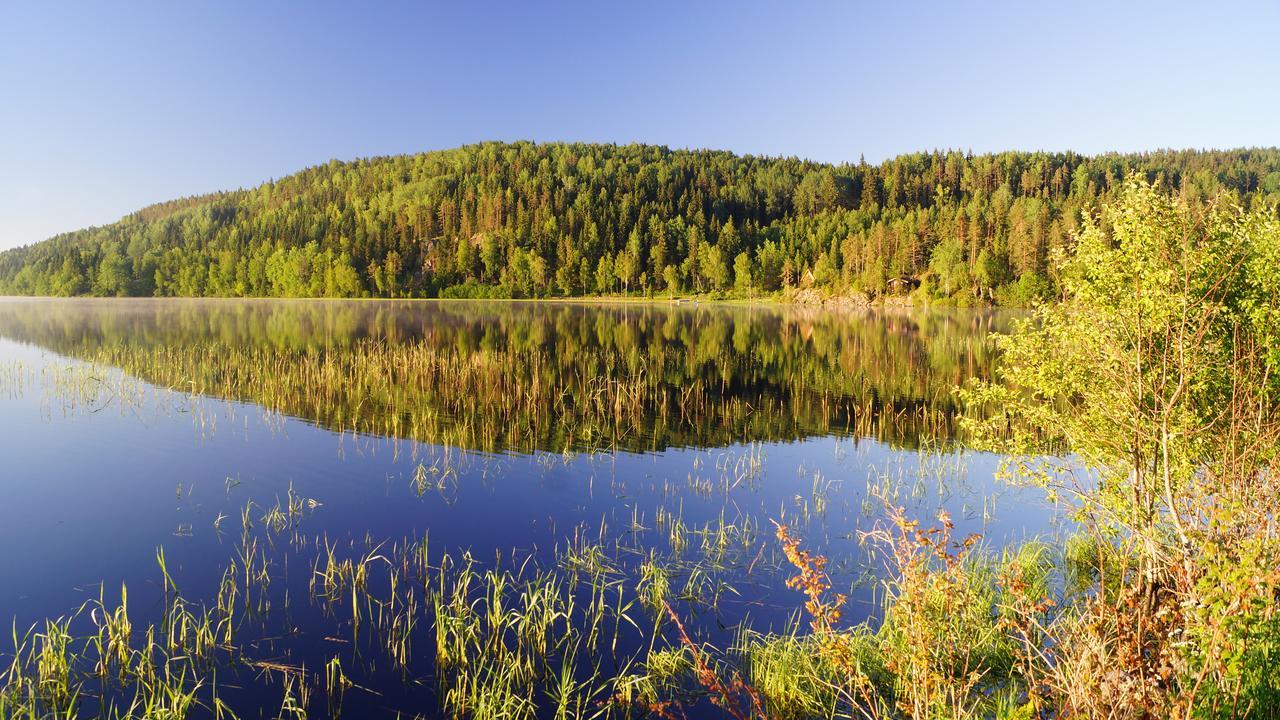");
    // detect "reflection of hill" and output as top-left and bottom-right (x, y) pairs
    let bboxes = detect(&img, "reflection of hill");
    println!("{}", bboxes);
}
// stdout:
(0, 299), (1015, 453)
